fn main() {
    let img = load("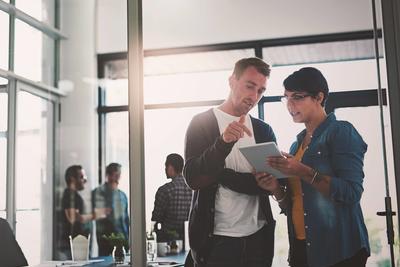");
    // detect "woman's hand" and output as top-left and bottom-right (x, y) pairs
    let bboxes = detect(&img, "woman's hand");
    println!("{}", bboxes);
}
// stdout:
(267, 152), (310, 177)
